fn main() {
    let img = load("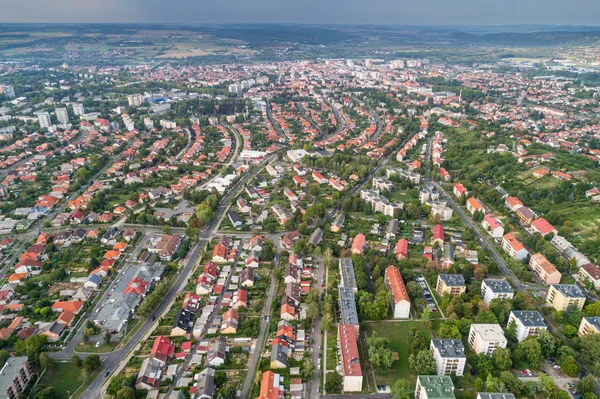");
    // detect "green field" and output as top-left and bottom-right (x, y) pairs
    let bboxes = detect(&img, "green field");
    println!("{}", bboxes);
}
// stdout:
(38, 361), (91, 399)
(362, 320), (441, 386)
